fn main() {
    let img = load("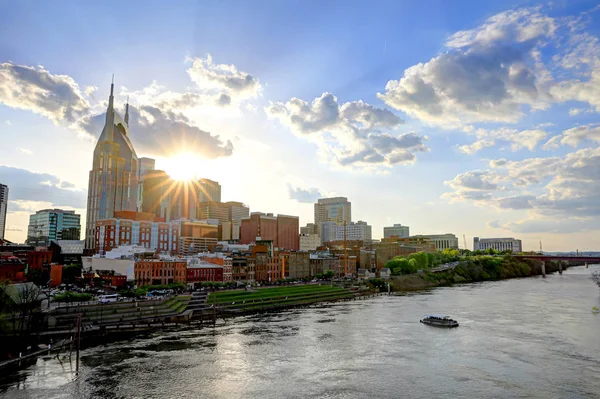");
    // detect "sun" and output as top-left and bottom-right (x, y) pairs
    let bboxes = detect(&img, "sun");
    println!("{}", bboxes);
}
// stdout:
(161, 152), (203, 181)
